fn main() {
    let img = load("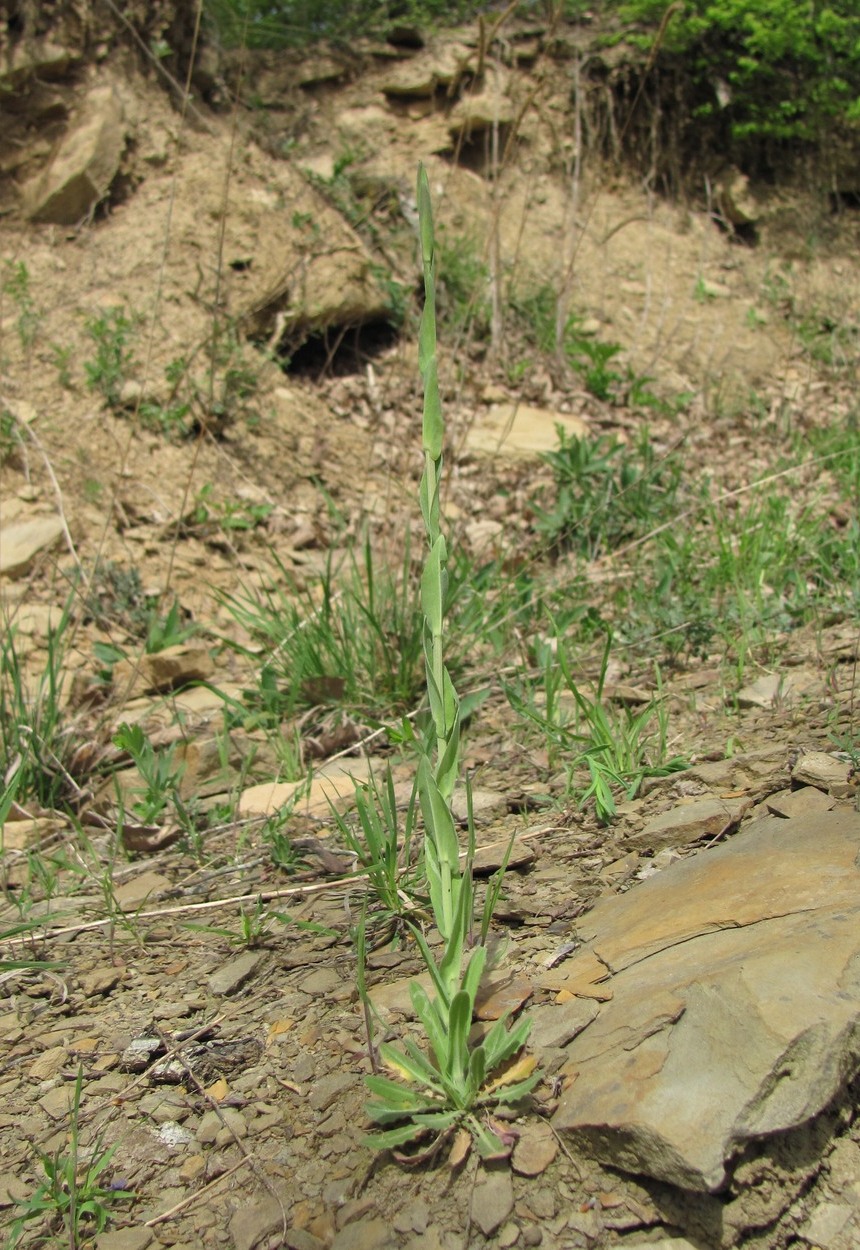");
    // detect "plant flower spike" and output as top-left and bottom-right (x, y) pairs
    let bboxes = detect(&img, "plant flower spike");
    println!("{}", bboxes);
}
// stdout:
(362, 165), (540, 1161)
